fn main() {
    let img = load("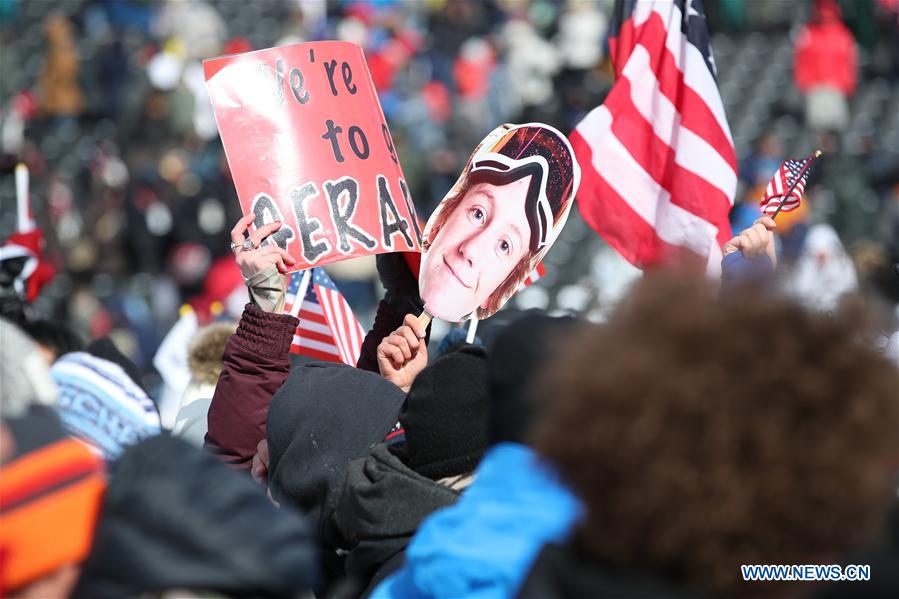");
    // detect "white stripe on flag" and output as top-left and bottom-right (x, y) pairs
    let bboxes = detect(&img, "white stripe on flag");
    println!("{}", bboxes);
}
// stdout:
(300, 299), (324, 316)
(298, 319), (331, 336)
(633, 0), (733, 146)
(576, 106), (720, 256)
(622, 46), (736, 199)
(296, 336), (340, 355)
(318, 288), (349, 364)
